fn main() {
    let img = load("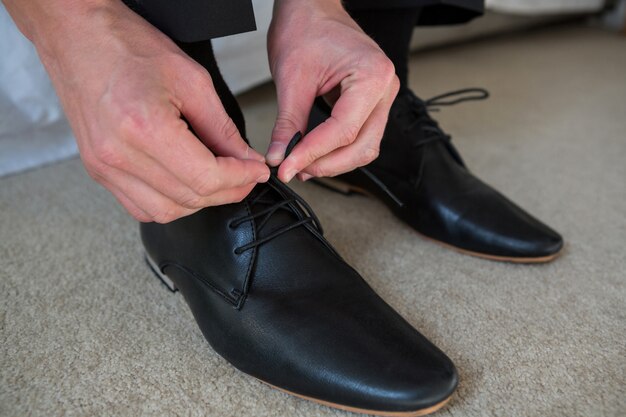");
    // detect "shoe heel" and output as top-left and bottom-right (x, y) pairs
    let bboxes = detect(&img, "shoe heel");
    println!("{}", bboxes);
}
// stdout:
(145, 253), (178, 292)
(311, 177), (367, 196)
